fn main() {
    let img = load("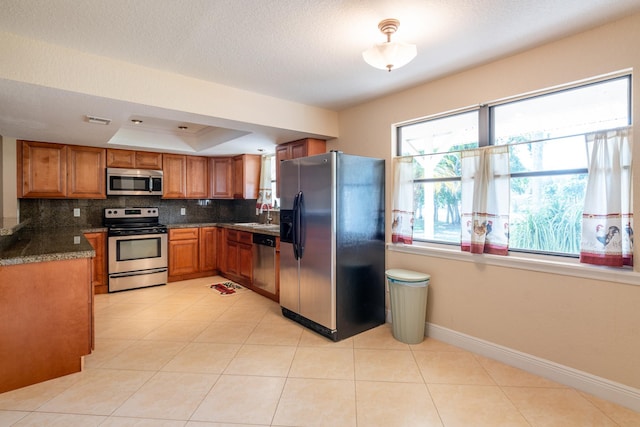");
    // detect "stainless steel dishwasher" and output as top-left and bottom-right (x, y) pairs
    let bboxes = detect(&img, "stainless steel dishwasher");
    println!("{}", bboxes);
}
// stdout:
(252, 233), (276, 295)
